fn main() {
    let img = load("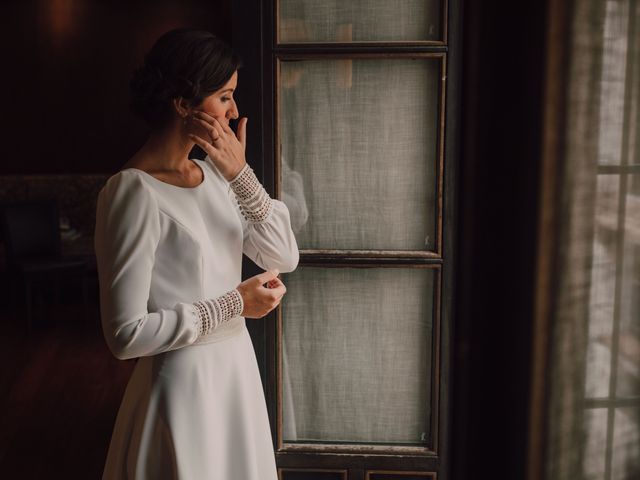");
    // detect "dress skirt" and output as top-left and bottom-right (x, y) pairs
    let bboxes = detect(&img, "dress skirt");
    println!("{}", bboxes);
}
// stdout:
(102, 326), (278, 480)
